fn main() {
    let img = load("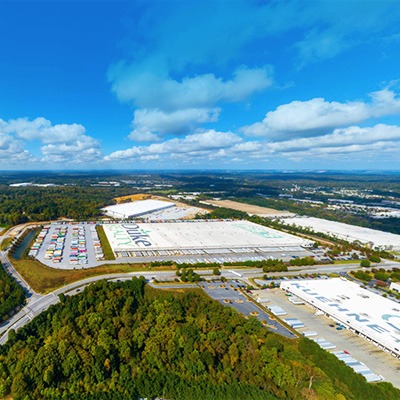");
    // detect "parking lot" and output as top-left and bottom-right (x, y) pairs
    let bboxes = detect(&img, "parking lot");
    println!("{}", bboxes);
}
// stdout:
(200, 281), (296, 339)
(114, 247), (313, 266)
(253, 287), (400, 388)
(35, 223), (104, 269)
